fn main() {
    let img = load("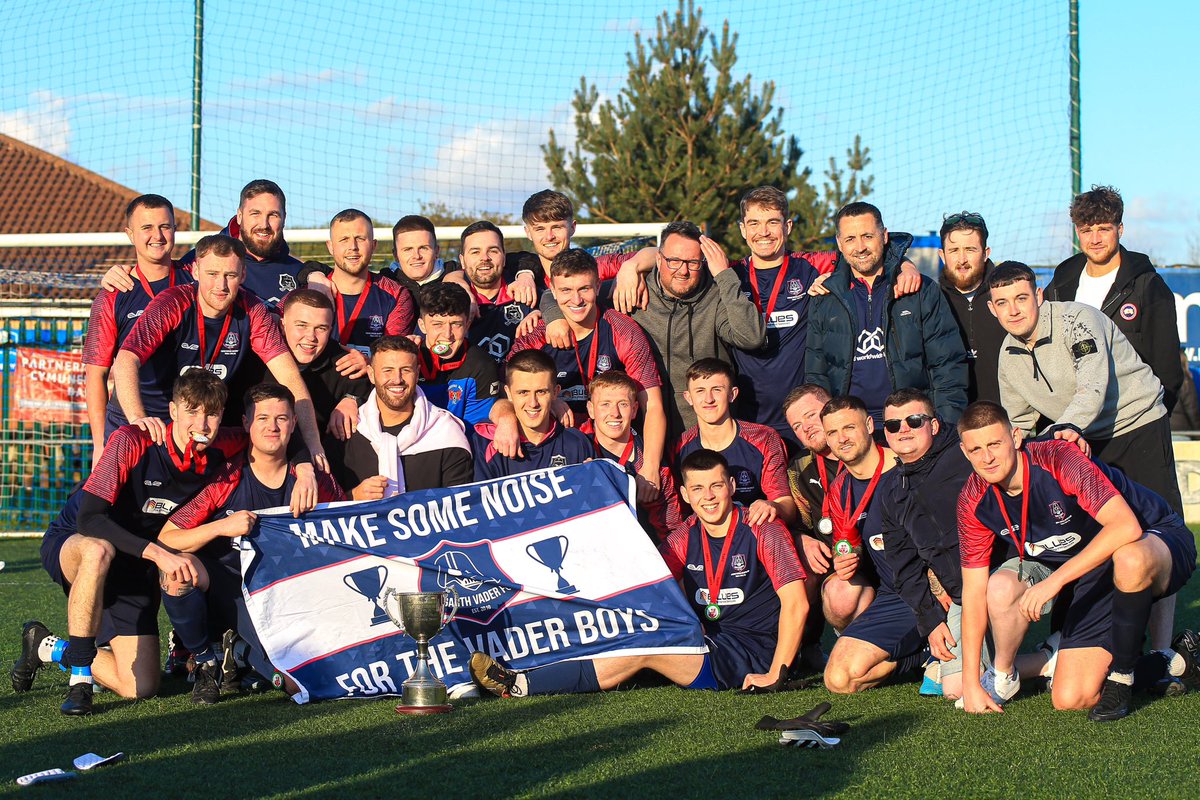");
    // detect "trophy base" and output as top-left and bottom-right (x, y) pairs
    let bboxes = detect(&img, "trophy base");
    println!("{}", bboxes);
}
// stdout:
(395, 703), (453, 715)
